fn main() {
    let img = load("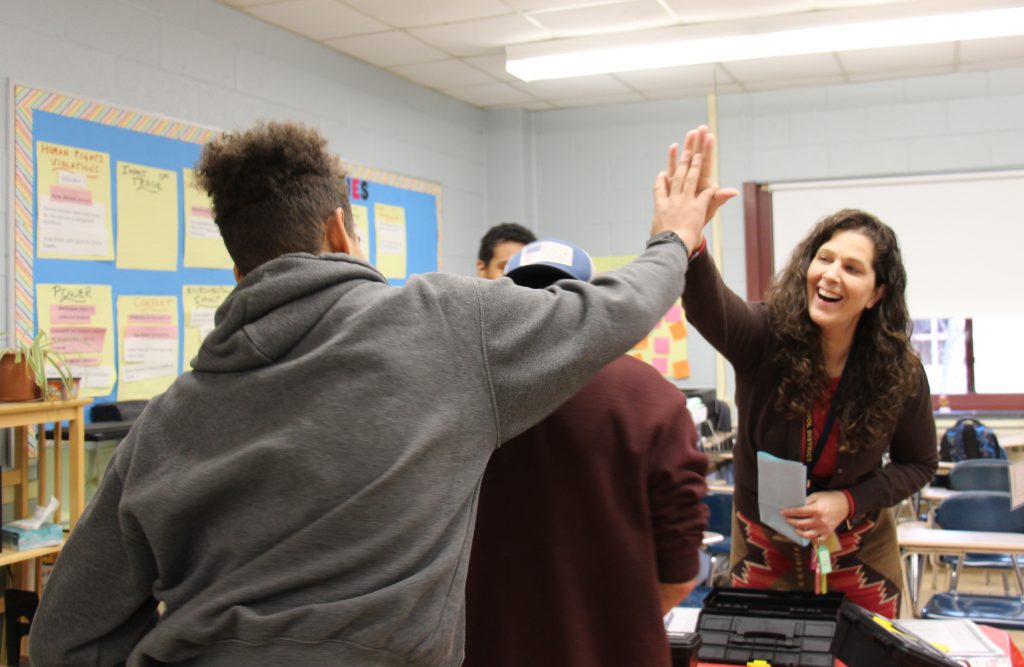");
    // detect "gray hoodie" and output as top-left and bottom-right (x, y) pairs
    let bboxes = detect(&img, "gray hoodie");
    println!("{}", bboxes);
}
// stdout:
(30, 238), (687, 666)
